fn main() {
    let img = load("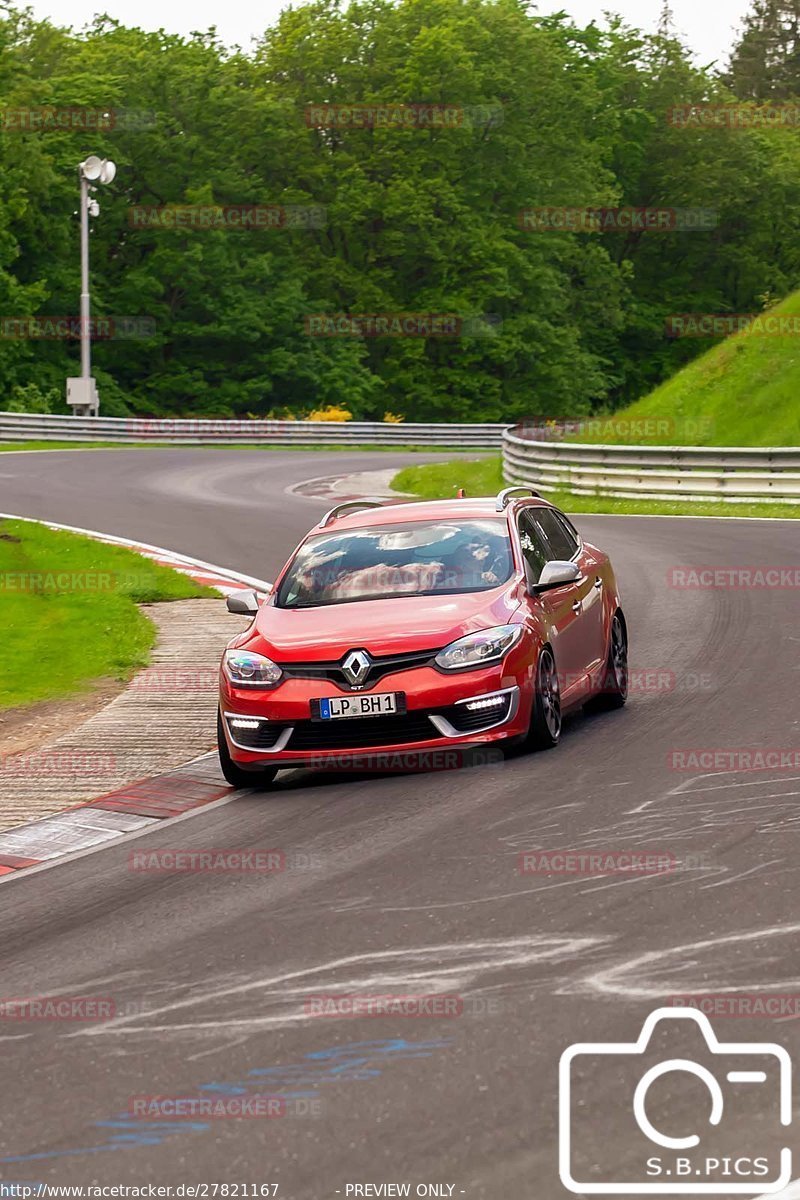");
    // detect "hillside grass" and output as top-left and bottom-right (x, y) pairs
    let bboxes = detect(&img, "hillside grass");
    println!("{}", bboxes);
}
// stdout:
(574, 291), (800, 447)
